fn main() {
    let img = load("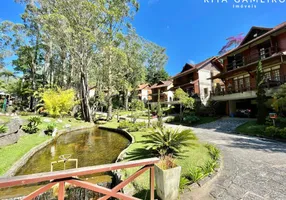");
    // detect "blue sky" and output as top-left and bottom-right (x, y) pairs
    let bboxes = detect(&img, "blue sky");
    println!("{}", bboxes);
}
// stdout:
(1, 0), (286, 75)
